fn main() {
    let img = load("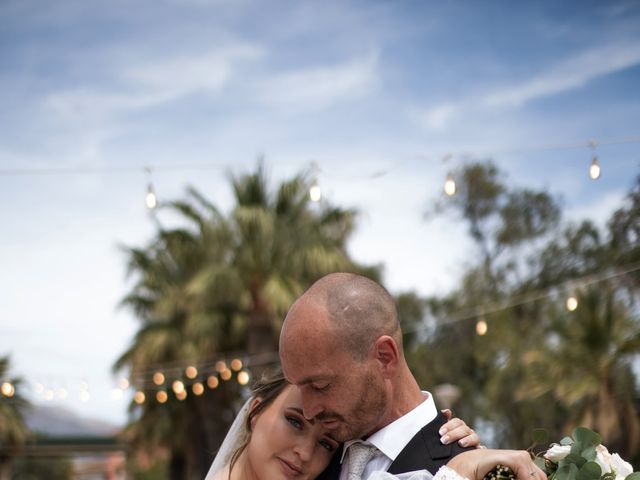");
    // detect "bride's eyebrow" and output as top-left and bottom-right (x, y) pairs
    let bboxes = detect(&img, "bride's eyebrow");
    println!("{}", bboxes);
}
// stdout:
(287, 407), (316, 425)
